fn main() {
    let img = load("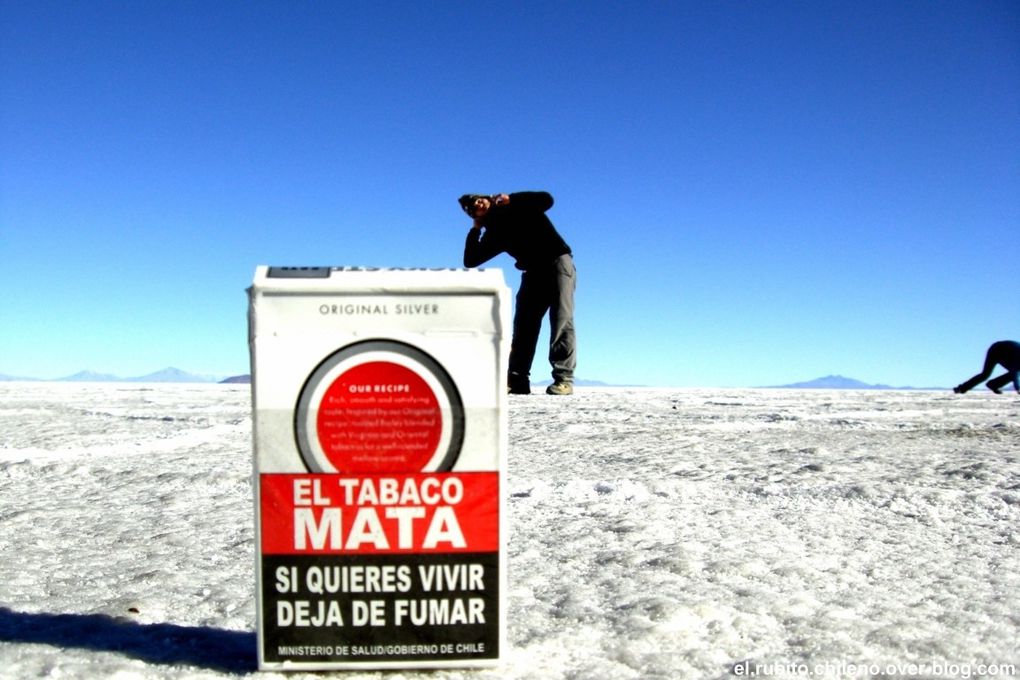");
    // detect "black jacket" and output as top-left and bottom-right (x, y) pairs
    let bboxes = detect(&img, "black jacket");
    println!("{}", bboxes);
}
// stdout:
(463, 191), (572, 271)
